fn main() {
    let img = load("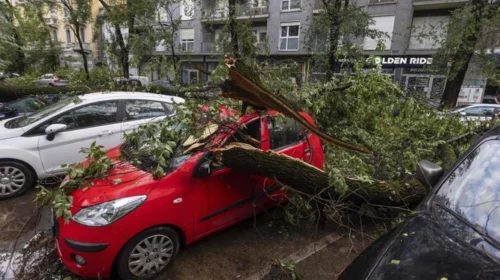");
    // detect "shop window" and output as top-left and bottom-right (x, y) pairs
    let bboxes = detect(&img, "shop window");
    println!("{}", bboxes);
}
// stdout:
(363, 16), (395, 50)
